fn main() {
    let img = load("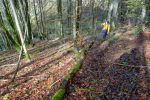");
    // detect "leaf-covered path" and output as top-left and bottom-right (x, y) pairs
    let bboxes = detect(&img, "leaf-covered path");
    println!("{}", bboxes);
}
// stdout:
(65, 30), (149, 99)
